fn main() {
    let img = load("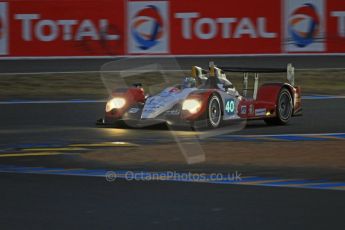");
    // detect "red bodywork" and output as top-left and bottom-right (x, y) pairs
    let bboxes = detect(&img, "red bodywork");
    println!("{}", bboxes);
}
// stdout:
(105, 88), (145, 120)
(181, 91), (214, 120)
(238, 83), (302, 119)
(182, 83), (302, 121)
